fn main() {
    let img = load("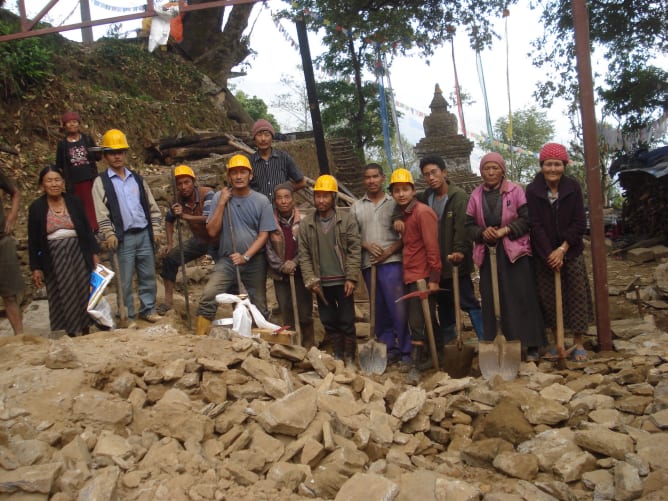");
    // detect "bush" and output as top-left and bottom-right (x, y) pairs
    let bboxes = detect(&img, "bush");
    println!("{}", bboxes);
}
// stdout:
(0, 20), (54, 99)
